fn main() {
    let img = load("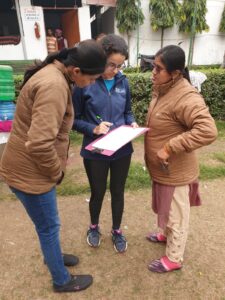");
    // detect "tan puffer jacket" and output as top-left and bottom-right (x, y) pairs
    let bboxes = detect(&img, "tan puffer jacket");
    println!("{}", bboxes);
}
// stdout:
(144, 76), (218, 186)
(0, 61), (74, 194)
